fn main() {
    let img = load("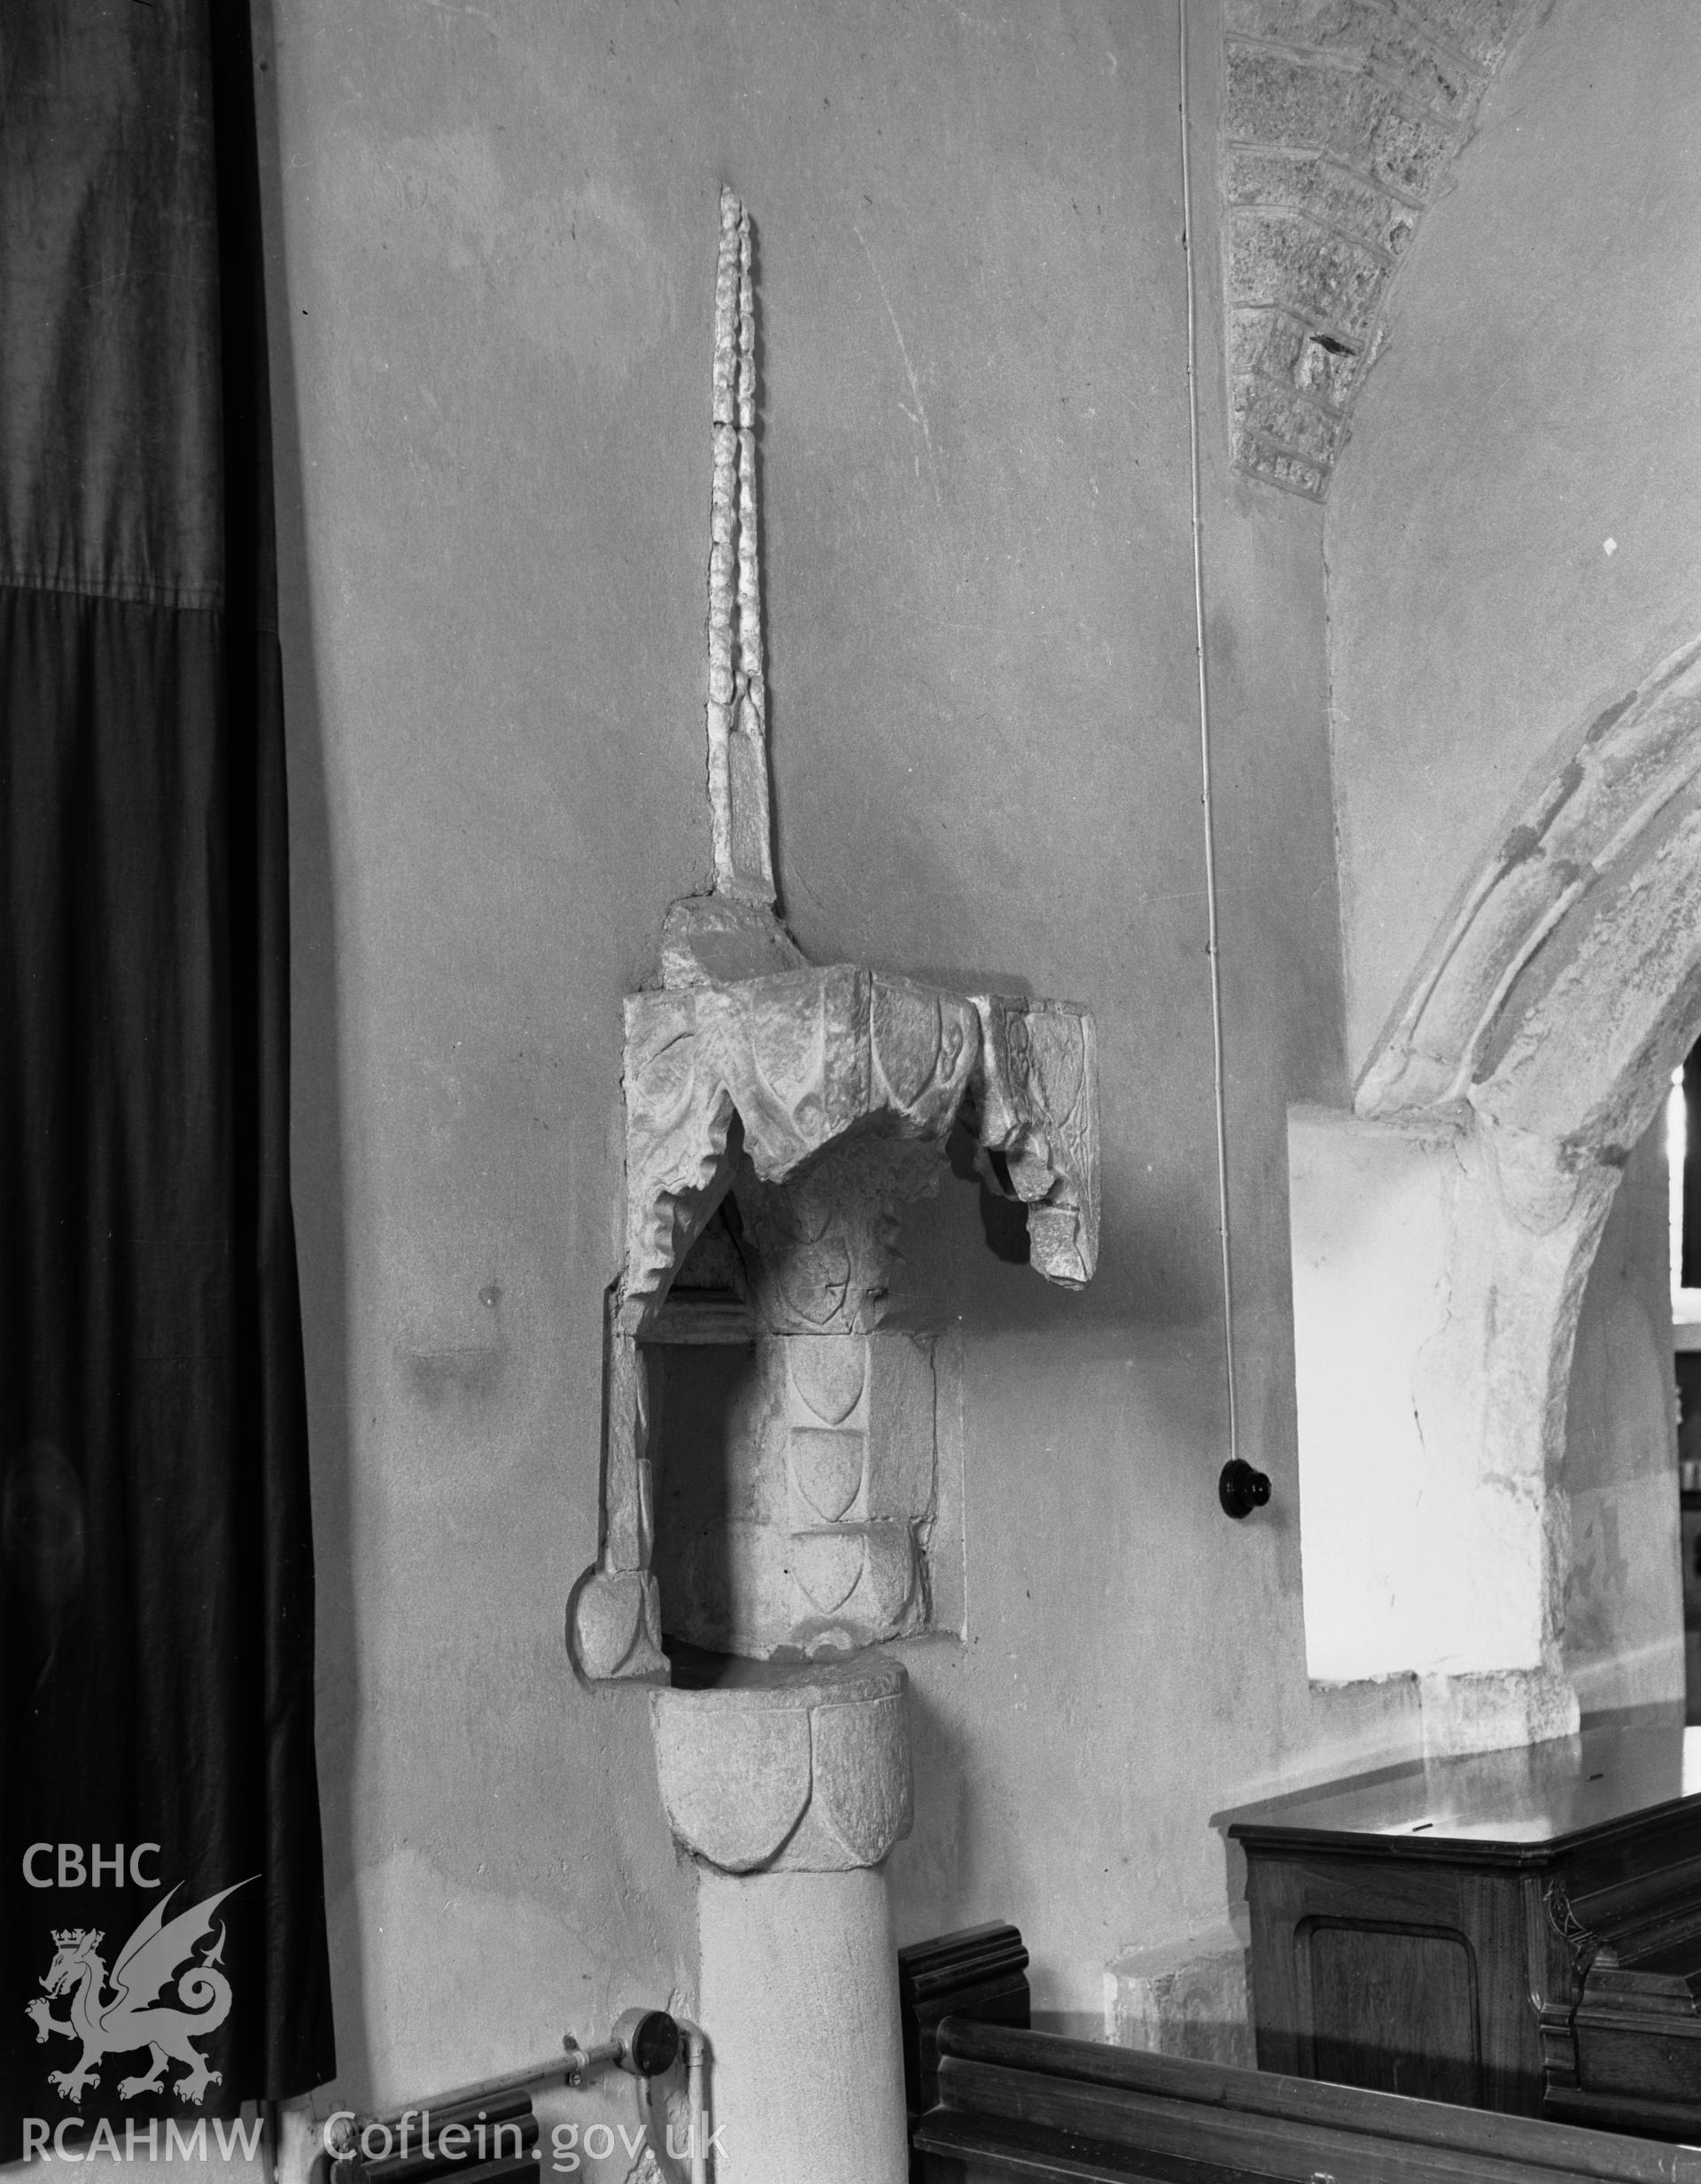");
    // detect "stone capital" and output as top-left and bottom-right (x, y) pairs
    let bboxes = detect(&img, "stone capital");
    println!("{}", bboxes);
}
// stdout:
(649, 1656), (913, 1875)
